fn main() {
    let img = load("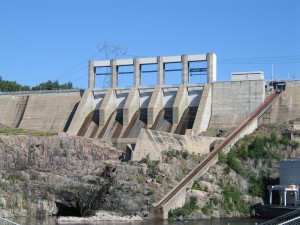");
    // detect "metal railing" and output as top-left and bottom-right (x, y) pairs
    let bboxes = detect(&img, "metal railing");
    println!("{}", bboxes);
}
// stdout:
(260, 209), (300, 225)
(0, 217), (19, 225)
(0, 89), (82, 95)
